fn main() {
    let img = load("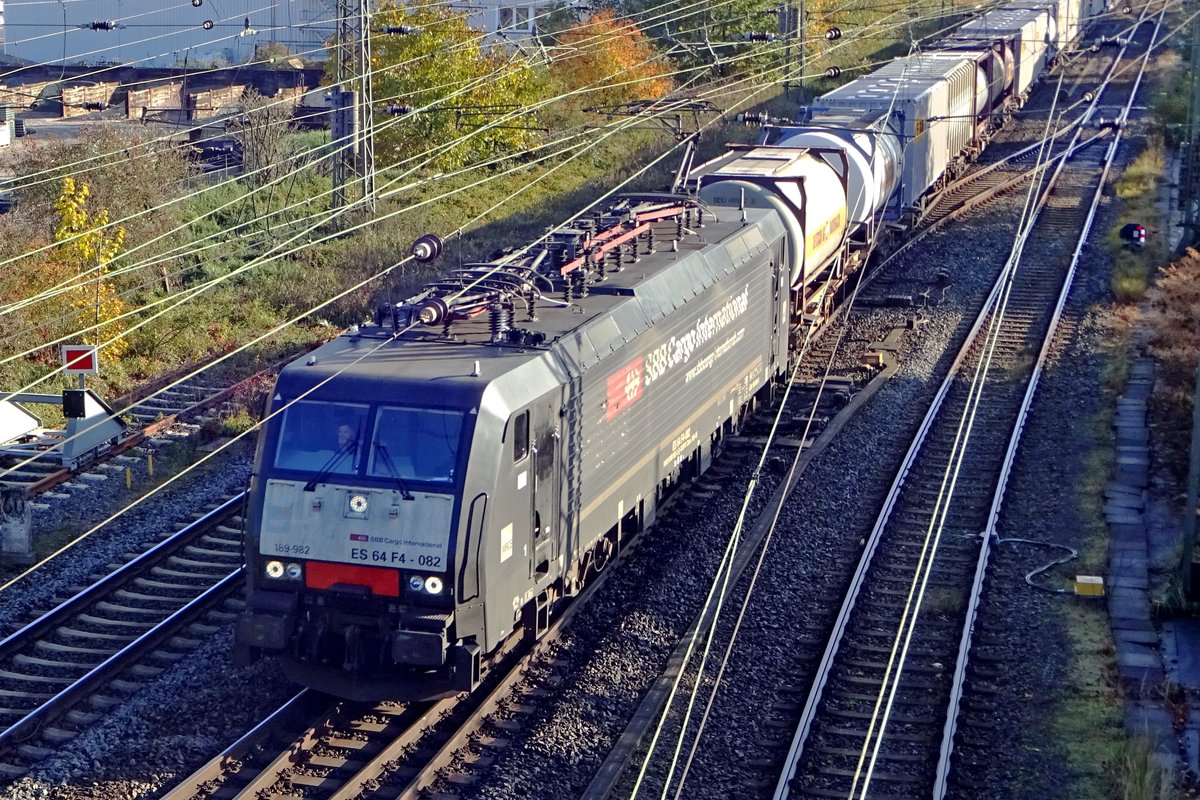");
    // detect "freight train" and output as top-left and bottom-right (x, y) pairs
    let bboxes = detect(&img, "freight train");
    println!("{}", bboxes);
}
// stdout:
(235, 0), (1107, 700)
